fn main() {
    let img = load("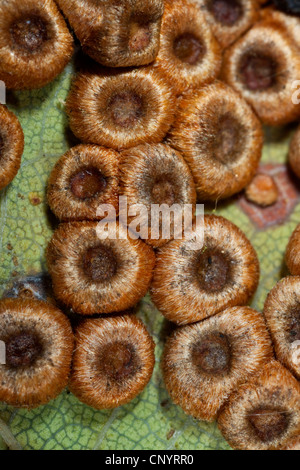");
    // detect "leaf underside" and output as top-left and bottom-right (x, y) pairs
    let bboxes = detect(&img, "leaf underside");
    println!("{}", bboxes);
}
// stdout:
(0, 64), (297, 451)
